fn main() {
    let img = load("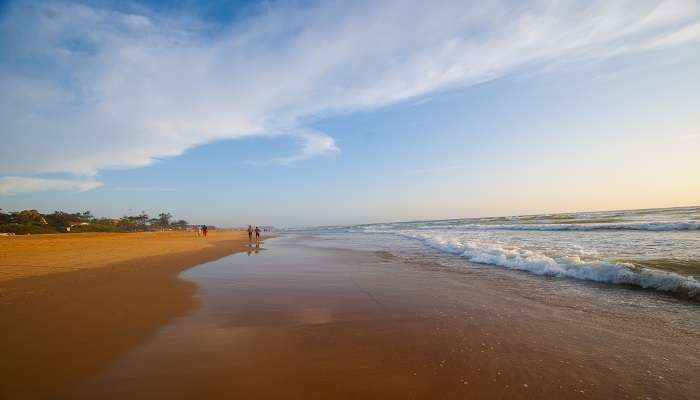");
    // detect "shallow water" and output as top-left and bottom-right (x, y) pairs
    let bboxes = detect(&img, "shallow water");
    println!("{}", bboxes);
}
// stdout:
(77, 236), (700, 399)
(290, 206), (700, 300)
